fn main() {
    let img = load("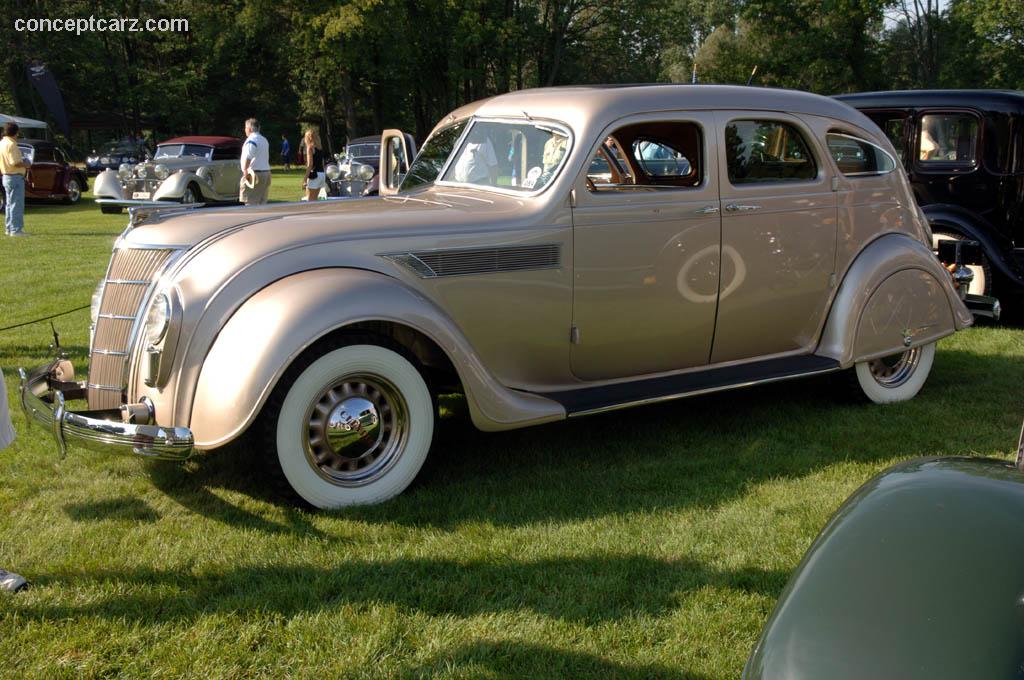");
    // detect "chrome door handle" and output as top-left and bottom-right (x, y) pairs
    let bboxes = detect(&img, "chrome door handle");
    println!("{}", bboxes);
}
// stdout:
(695, 205), (719, 215)
(725, 203), (761, 212)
